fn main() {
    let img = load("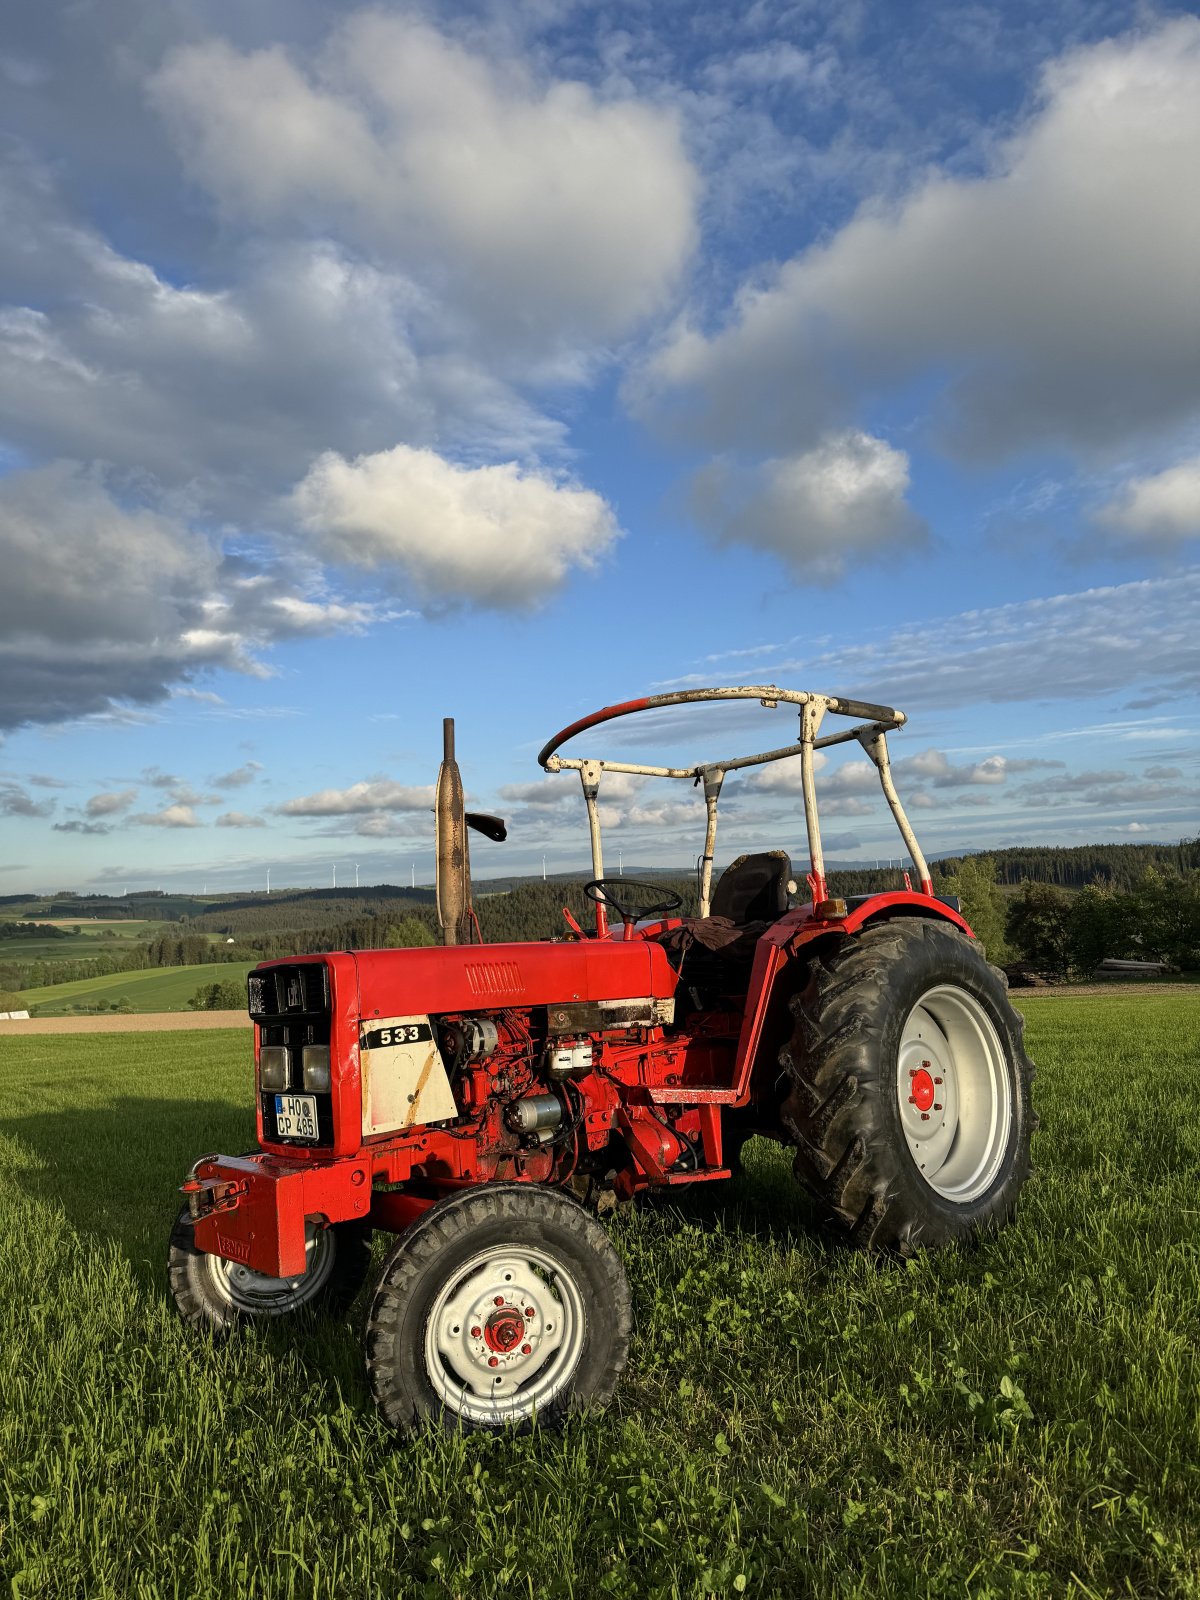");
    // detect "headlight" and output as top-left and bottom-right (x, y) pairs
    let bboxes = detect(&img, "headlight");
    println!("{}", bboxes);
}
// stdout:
(260, 1045), (289, 1091)
(302, 1045), (331, 1093)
